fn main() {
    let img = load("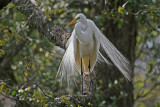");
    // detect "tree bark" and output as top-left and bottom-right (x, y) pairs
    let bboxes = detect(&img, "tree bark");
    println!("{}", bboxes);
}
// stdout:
(12, 0), (70, 49)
